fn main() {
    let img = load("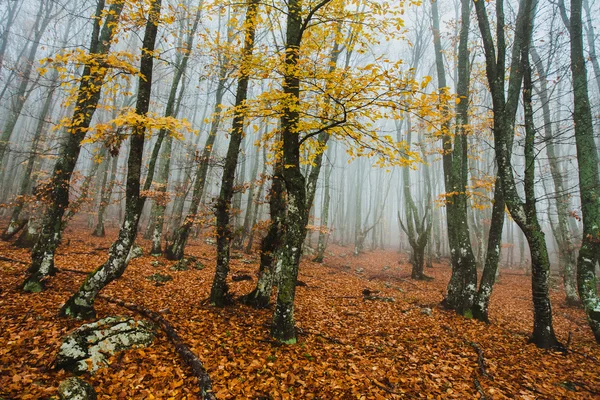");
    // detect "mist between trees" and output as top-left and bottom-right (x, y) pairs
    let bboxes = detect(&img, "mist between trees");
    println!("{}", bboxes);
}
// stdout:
(0, 0), (599, 350)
